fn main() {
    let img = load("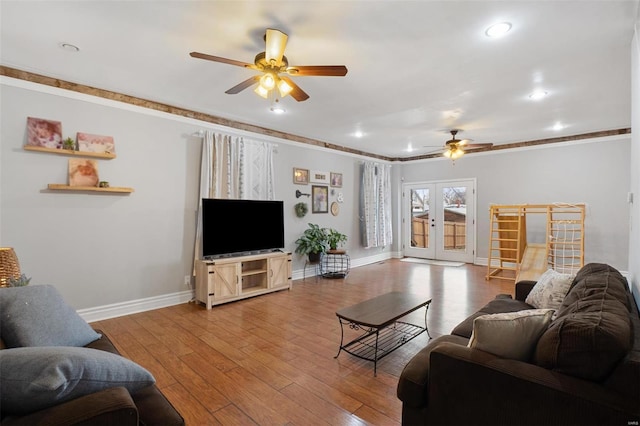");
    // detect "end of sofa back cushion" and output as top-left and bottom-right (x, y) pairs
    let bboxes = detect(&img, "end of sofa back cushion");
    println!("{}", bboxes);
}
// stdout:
(0, 285), (101, 347)
(534, 266), (632, 381)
